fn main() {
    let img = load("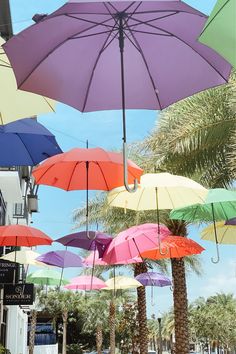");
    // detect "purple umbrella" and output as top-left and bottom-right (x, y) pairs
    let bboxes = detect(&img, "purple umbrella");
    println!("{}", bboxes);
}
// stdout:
(55, 231), (112, 258)
(225, 218), (236, 225)
(4, 1), (231, 192)
(36, 250), (84, 268)
(135, 272), (171, 287)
